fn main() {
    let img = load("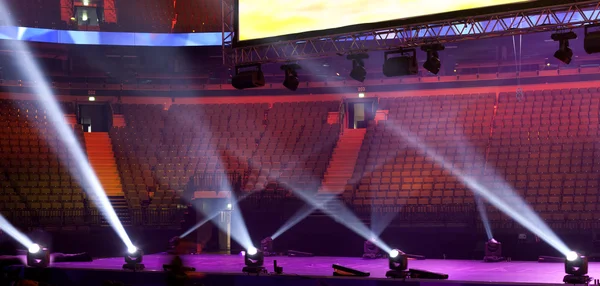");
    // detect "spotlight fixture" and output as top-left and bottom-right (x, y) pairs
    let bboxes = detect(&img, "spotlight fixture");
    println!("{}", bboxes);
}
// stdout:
(421, 44), (445, 75)
(382, 49), (418, 77)
(584, 24), (600, 54)
(243, 247), (267, 274)
(386, 249), (408, 278)
(484, 238), (504, 262)
(123, 246), (145, 271)
(551, 31), (577, 64)
(346, 54), (369, 82)
(27, 243), (50, 268)
(261, 237), (275, 256)
(231, 64), (265, 90)
(281, 64), (301, 91)
(564, 251), (590, 284)
(363, 239), (382, 259)
(386, 249), (448, 279)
